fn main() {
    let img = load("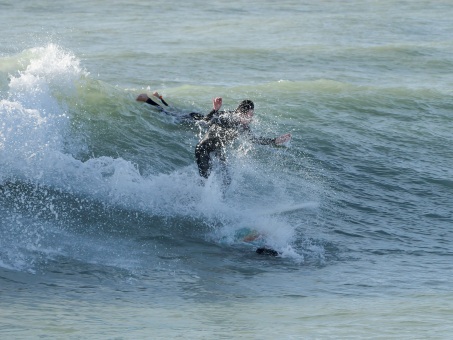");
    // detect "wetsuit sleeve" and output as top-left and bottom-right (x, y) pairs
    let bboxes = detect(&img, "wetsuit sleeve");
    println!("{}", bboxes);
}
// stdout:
(188, 109), (220, 122)
(203, 109), (219, 121)
(250, 135), (277, 146)
(244, 126), (277, 146)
